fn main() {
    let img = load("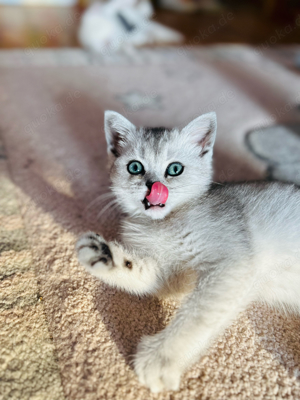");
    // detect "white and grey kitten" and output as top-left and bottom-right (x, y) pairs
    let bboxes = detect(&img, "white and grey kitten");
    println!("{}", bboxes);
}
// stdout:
(76, 111), (300, 393)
